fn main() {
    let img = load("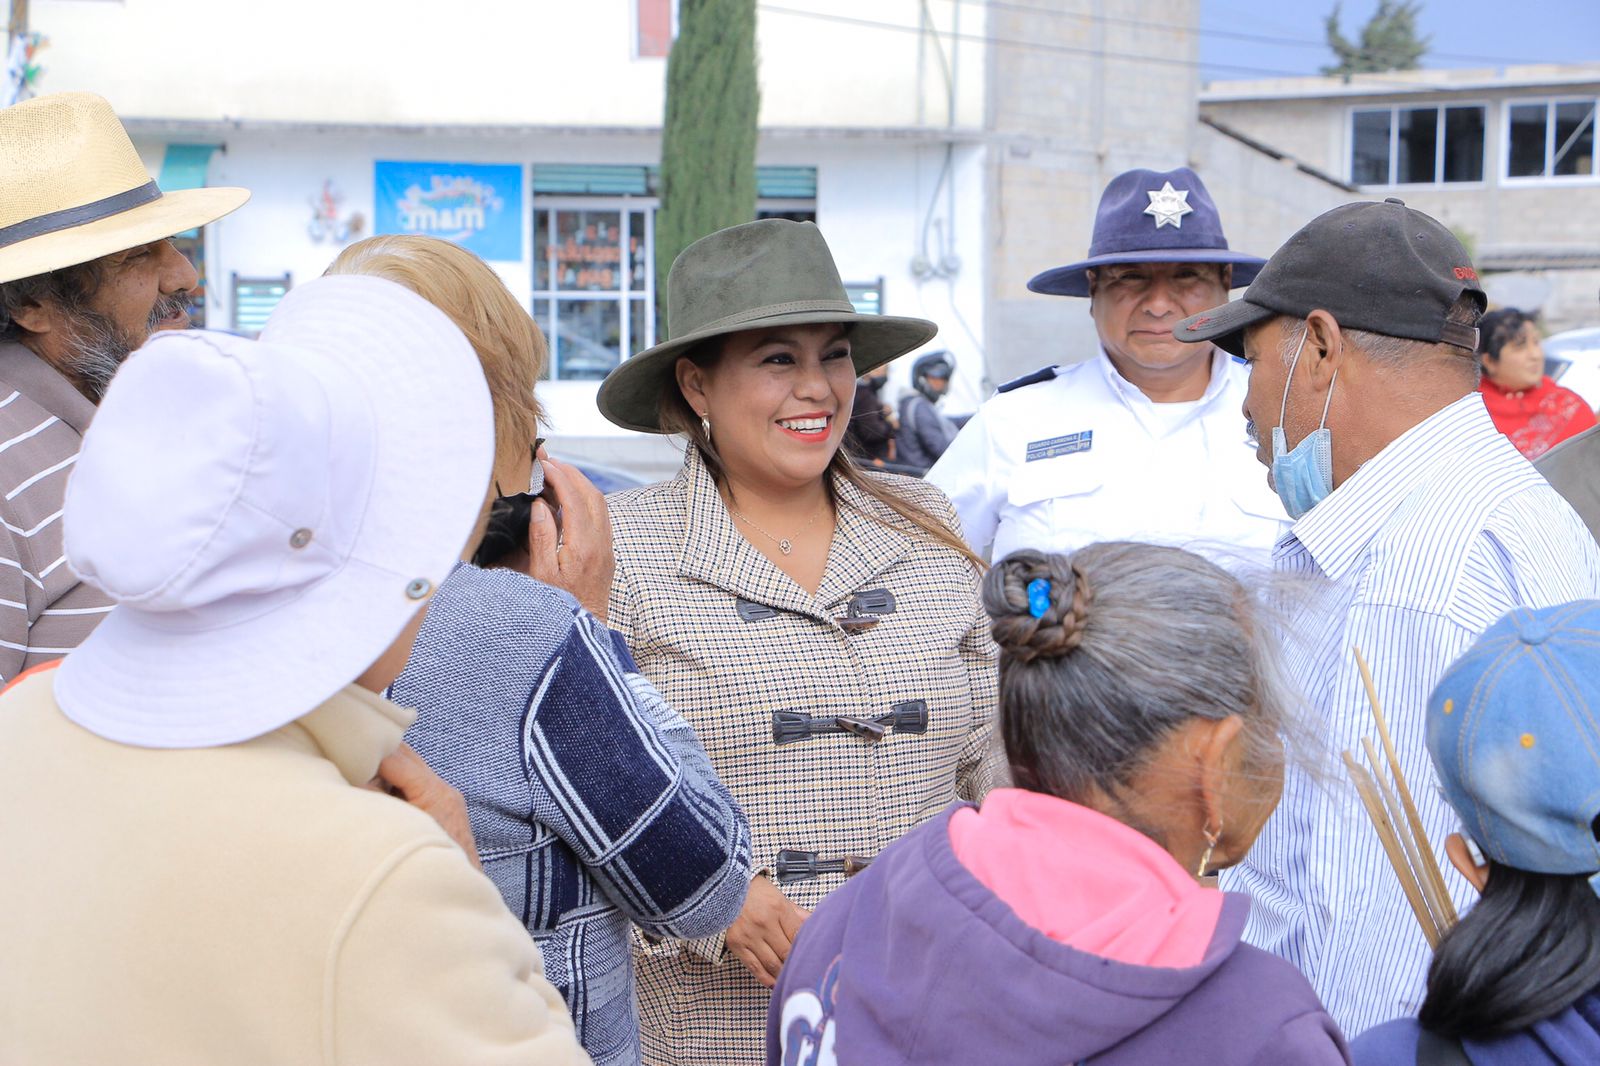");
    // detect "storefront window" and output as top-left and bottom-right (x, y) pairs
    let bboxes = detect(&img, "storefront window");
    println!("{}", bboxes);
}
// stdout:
(531, 166), (817, 380)
(532, 204), (654, 380)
